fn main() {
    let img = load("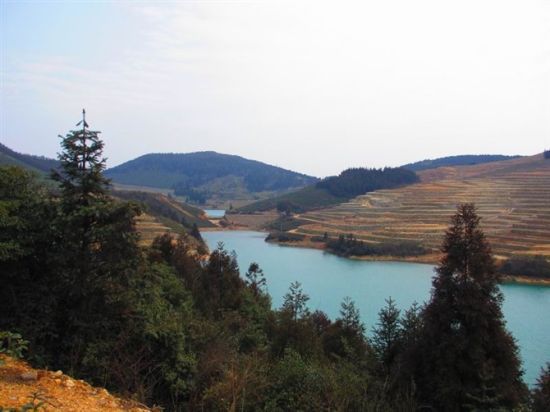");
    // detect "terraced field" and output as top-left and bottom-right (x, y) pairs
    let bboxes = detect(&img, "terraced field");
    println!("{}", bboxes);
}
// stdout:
(293, 154), (550, 259)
